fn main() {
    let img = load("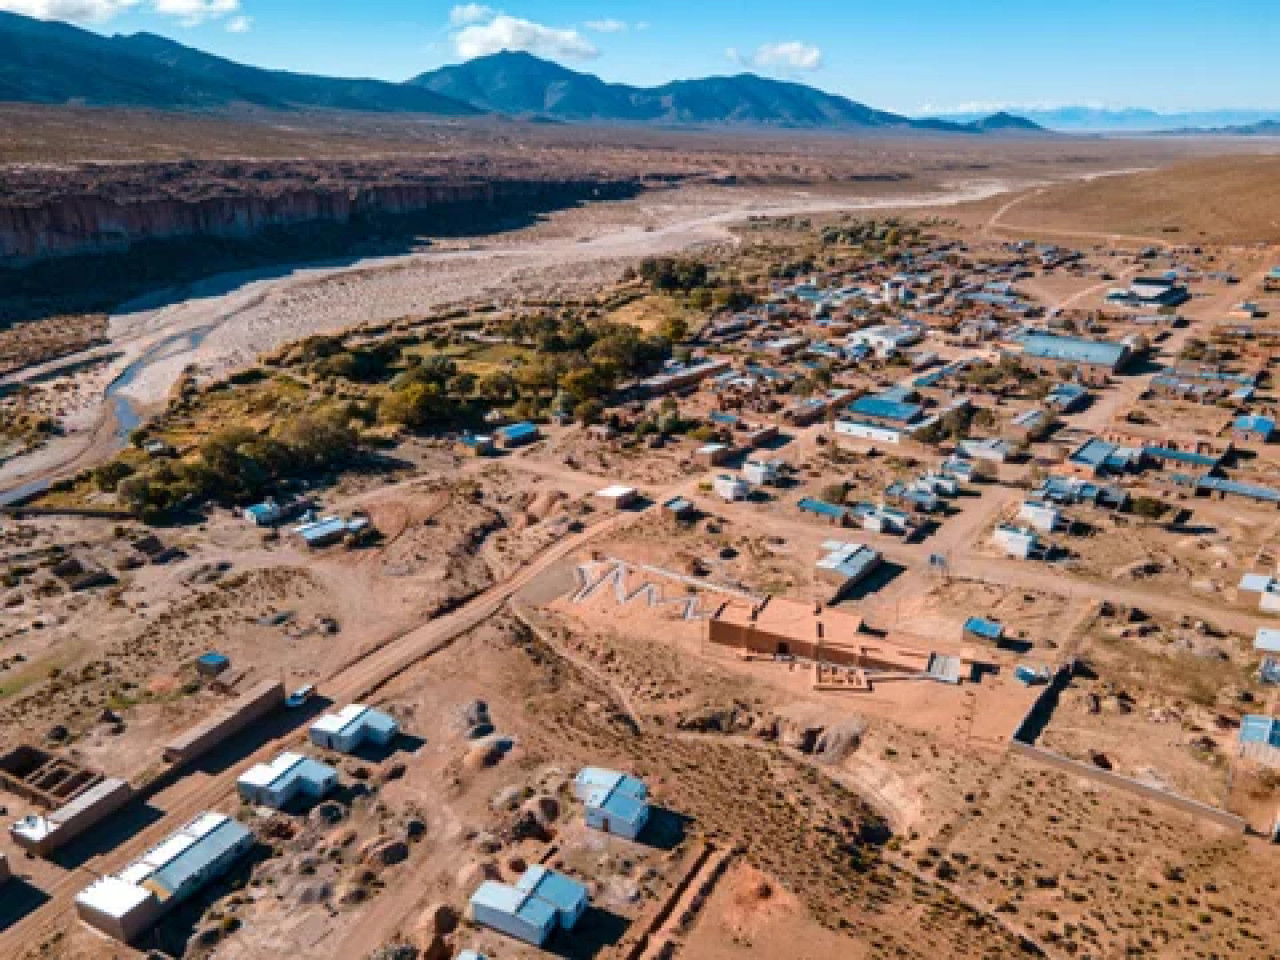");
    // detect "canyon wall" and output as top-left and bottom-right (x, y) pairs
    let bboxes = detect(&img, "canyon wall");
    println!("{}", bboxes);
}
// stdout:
(0, 160), (644, 322)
